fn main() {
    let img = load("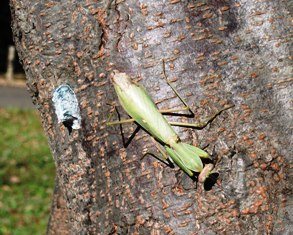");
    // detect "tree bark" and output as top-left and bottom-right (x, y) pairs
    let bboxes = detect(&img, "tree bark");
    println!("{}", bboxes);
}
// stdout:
(10, 0), (292, 234)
